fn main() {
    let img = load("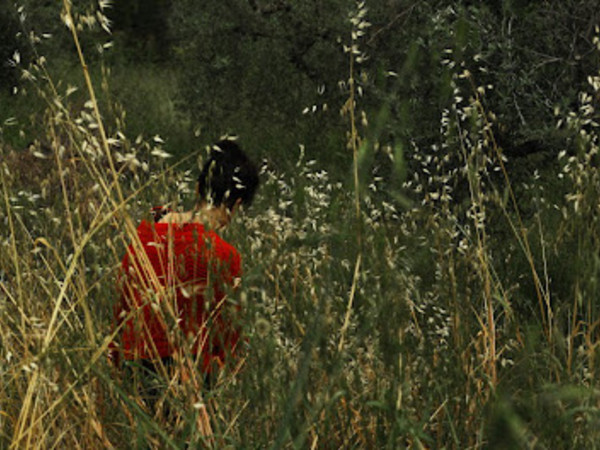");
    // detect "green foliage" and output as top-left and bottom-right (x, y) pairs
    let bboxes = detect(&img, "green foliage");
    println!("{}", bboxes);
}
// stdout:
(168, 0), (351, 168)
(0, 4), (21, 91)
